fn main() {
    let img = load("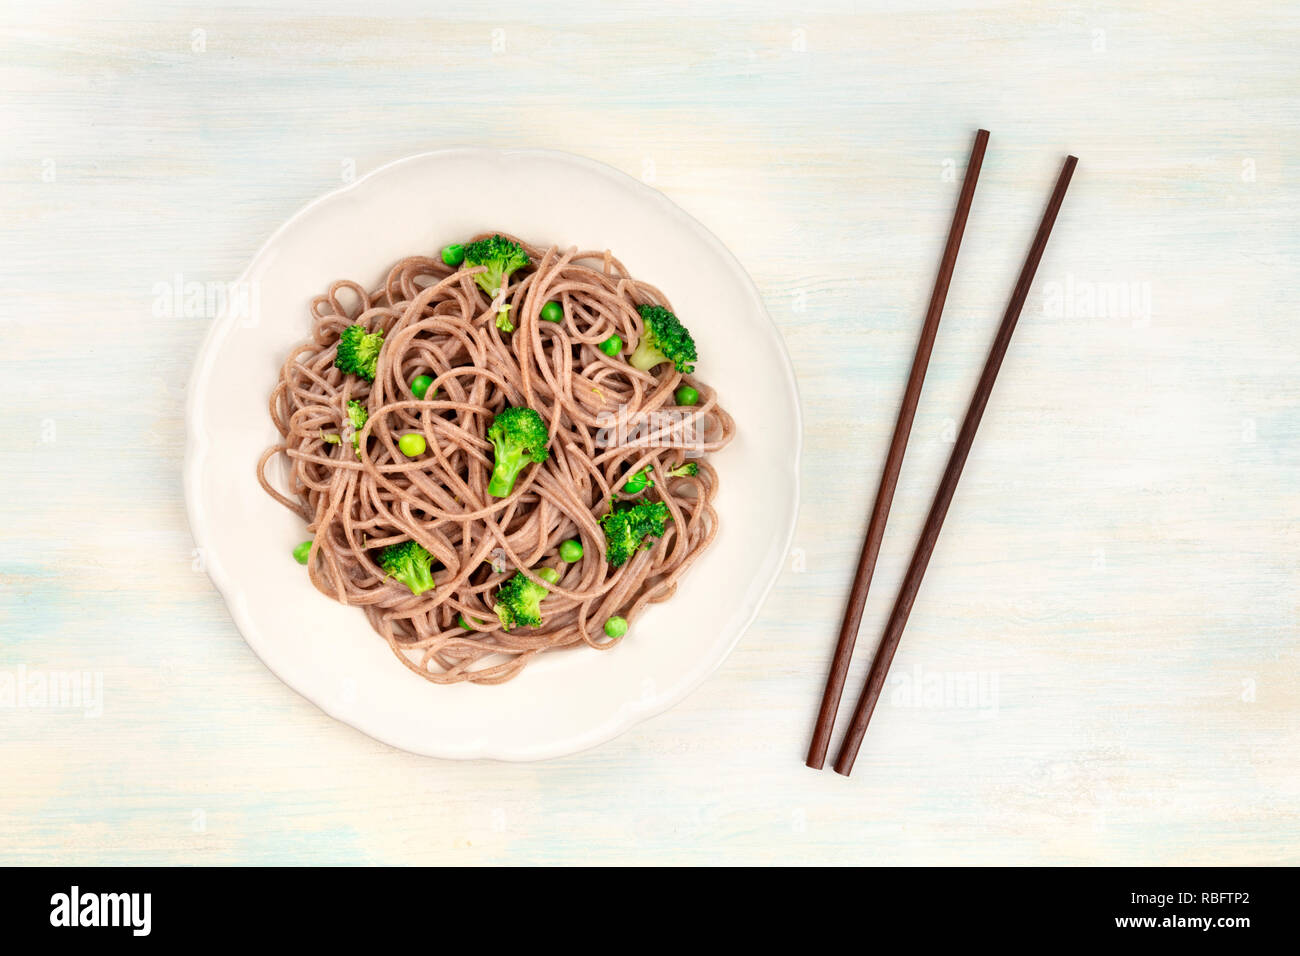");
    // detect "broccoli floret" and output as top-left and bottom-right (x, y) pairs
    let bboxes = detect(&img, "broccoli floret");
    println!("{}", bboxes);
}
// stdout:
(629, 305), (697, 374)
(463, 235), (530, 332)
(494, 570), (549, 631)
(346, 400), (368, 457)
(346, 399), (368, 432)
(662, 461), (698, 478)
(335, 324), (385, 381)
(600, 499), (670, 568)
(378, 540), (436, 596)
(486, 406), (549, 497)
(321, 400), (370, 457)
